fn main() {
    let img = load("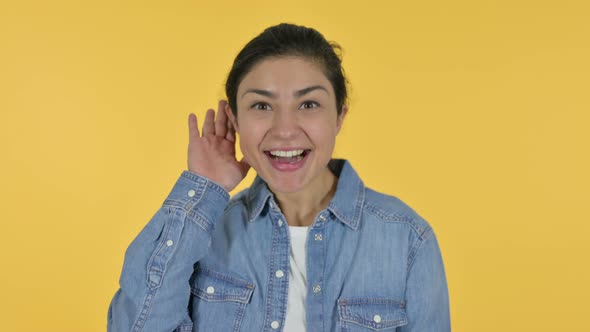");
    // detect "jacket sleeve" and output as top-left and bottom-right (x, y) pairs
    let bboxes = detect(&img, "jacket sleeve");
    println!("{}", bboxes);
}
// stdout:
(107, 170), (230, 332)
(400, 228), (451, 332)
